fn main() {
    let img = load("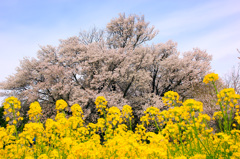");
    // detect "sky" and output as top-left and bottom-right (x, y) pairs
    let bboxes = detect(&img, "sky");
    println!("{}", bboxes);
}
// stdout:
(0, 0), (240, 102)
